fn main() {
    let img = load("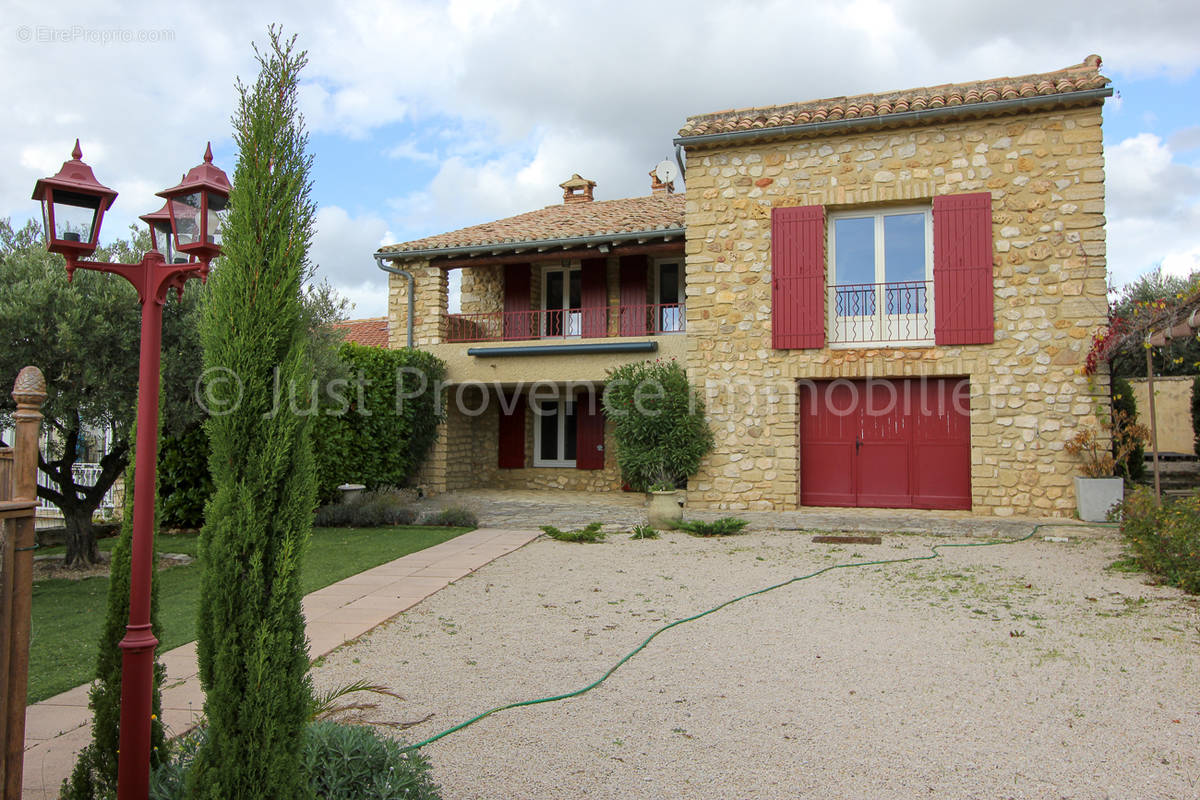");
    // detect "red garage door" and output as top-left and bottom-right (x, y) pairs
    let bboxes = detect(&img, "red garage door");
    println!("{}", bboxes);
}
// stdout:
(799, 378), (971, 510)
